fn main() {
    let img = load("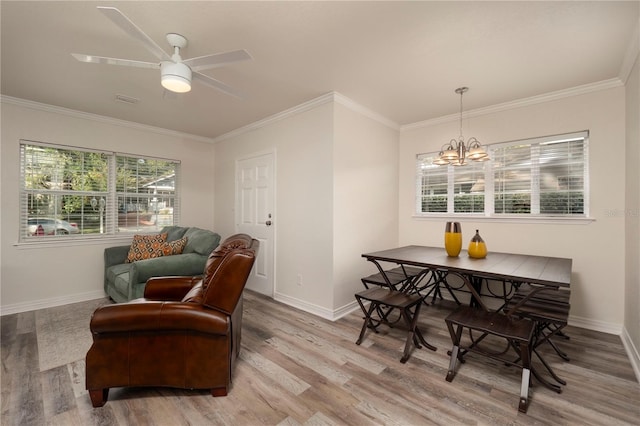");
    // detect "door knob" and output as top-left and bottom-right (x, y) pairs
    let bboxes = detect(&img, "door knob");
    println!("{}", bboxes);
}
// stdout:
(266, 220), (272, 226)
